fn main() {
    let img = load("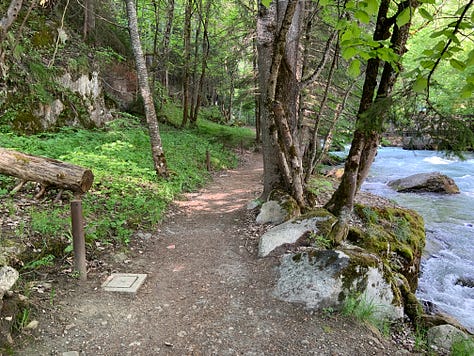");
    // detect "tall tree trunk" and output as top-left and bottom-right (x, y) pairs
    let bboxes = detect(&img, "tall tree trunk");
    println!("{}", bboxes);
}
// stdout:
(83, 0), (95, 41)
(181, 0), (193, 127)
(0, 0), (23, 69)
(190, 0), (211, 125)
(257, 0), (306, 207)
(253, 37), (261, 144)
(161, 0), (175, 94)
(124, 0), (168, 178)
(325, 0), (417, 217)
